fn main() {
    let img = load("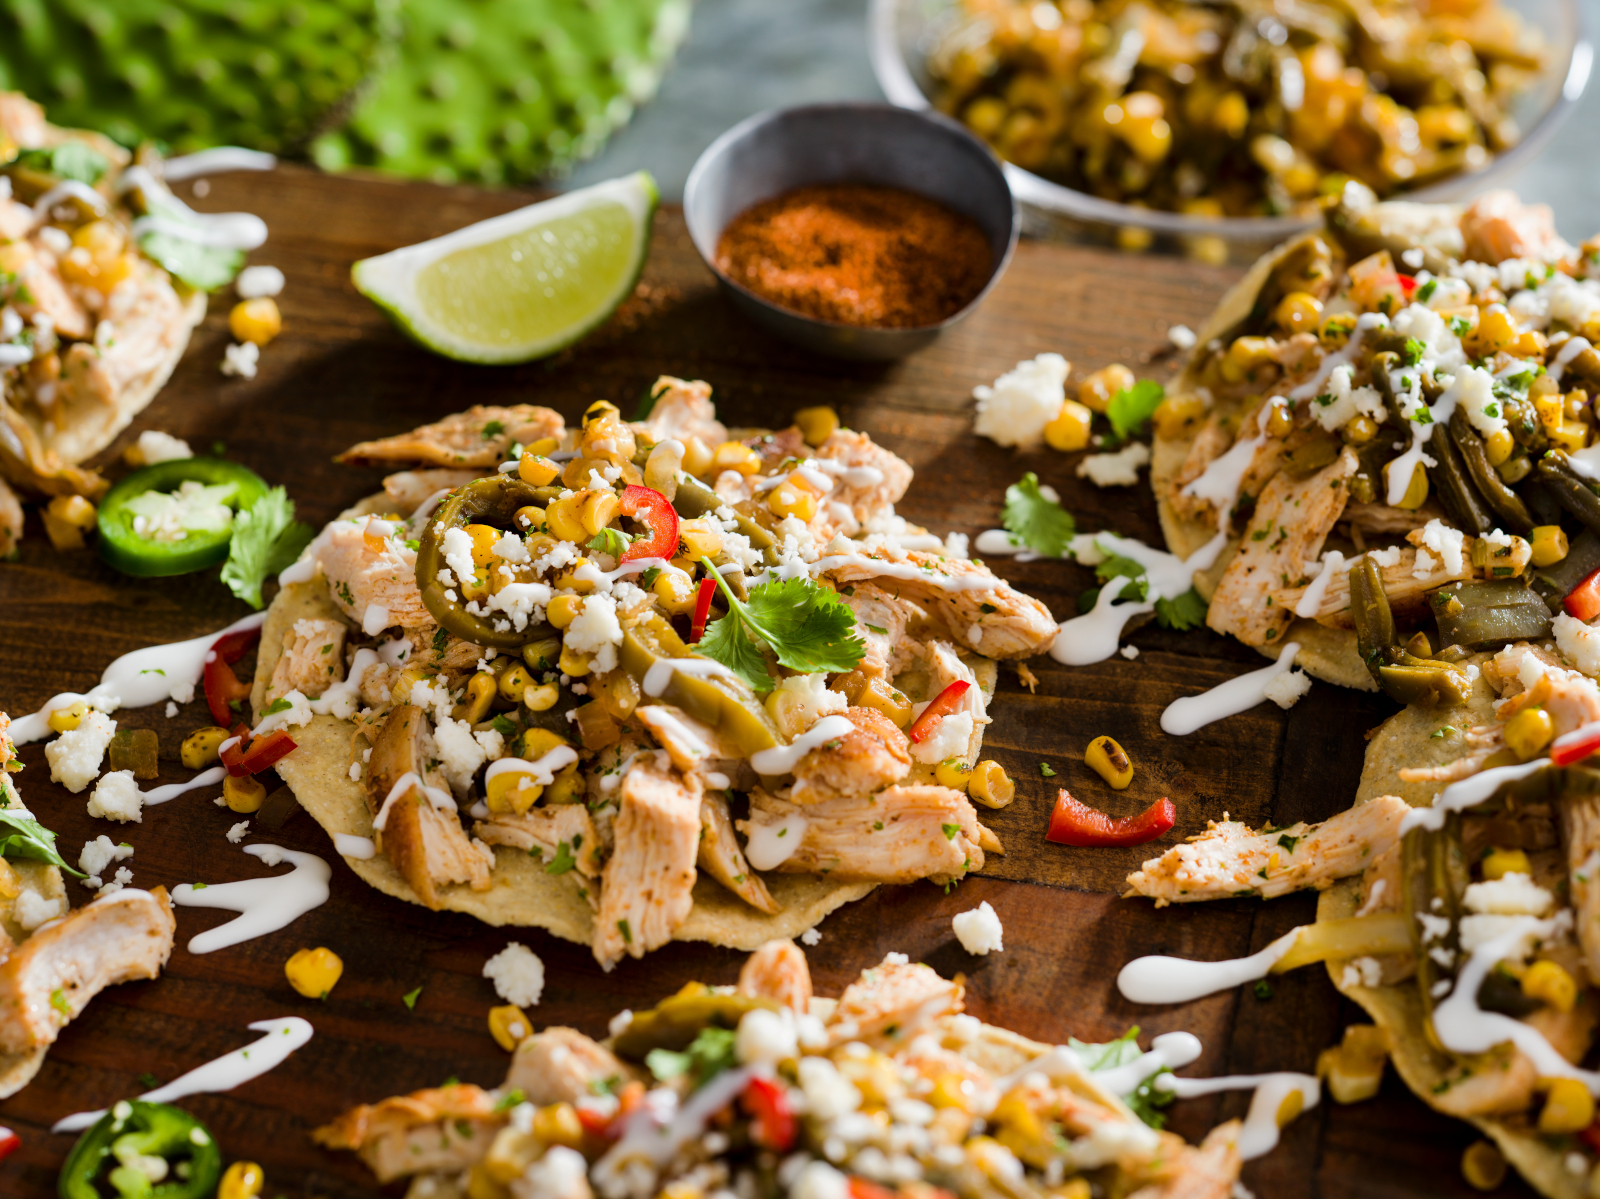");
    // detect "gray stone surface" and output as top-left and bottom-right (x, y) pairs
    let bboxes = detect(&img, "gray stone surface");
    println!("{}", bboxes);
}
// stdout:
(570, 0), (1600, 238)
